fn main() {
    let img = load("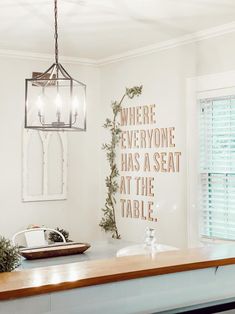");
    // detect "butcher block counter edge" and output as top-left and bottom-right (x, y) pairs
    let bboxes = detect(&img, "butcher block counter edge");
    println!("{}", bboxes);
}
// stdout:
(1, 245), (235, 300)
